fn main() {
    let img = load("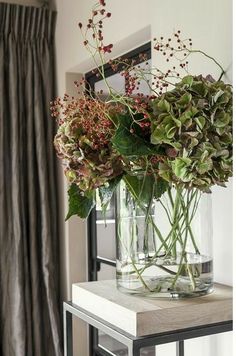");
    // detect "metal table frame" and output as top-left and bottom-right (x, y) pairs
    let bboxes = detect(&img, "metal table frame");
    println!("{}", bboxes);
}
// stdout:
(63, 301), (233, 356)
